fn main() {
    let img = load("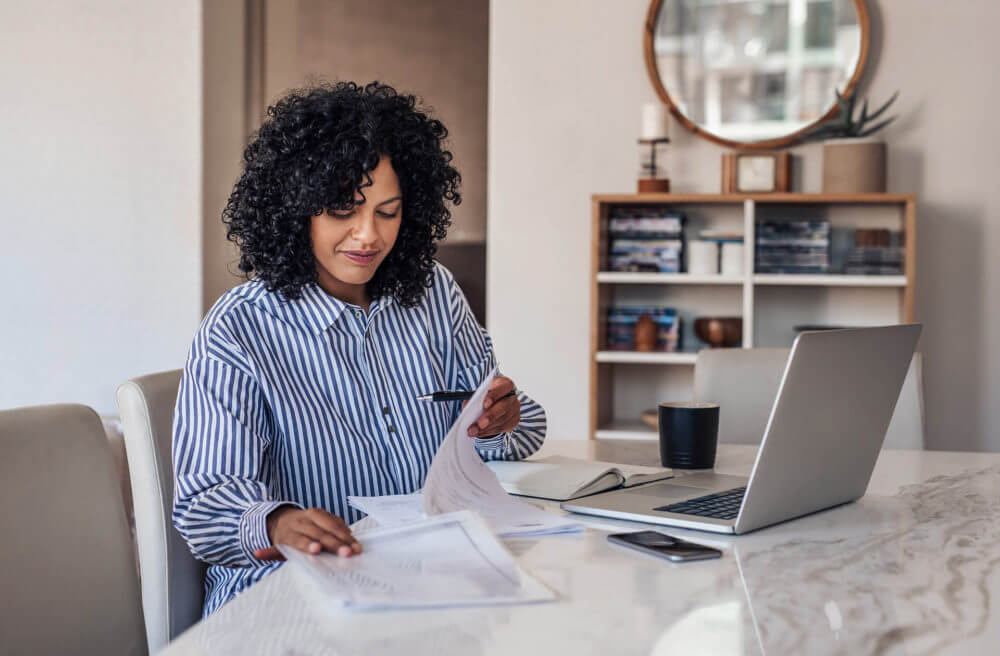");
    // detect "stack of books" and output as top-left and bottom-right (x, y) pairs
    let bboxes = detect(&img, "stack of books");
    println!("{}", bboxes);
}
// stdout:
(607, 207), (685, 273)
(606, 307), (682, 352)
(755, 220), (830, 274)
(844, 229), (904, 275)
